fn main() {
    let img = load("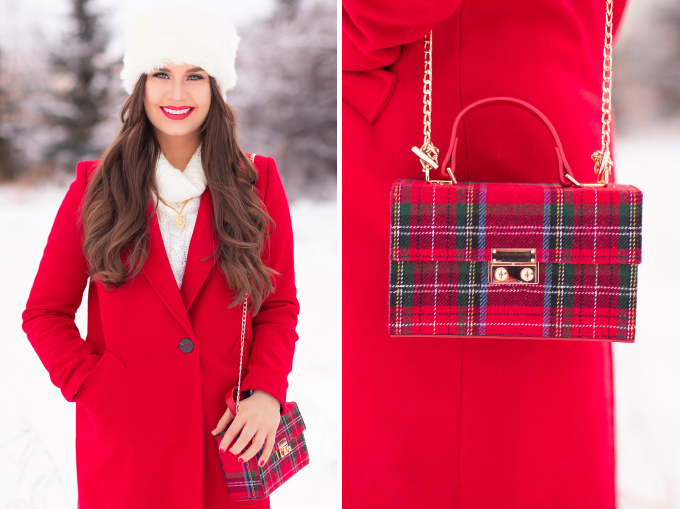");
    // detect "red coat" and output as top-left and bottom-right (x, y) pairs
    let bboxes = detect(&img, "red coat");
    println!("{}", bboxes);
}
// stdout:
(343, 0), (627, 507)
(21, 154), (300, 509)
